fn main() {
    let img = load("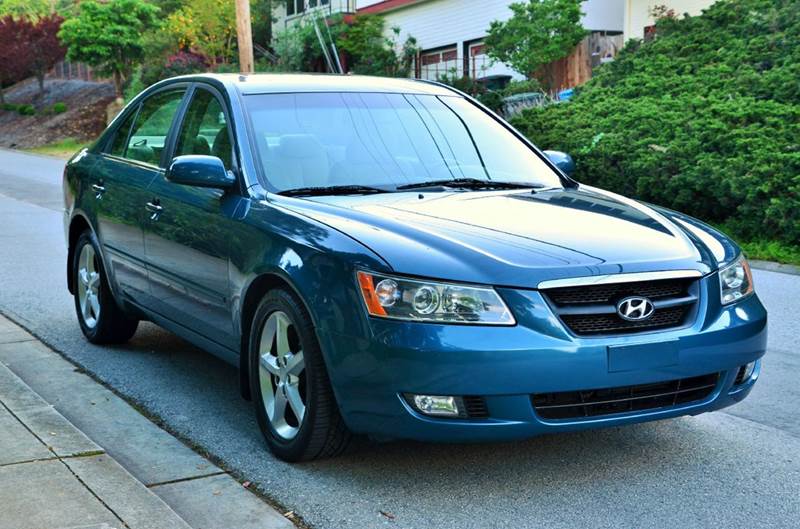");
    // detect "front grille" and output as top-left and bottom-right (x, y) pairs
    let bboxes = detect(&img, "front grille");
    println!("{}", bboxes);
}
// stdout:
(462, 396), (489, 418)
(562, 306), (688, 335)
(542, 277), (698, 336)
(546, 278), (691, 305)
(532, 373), (719, 420)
